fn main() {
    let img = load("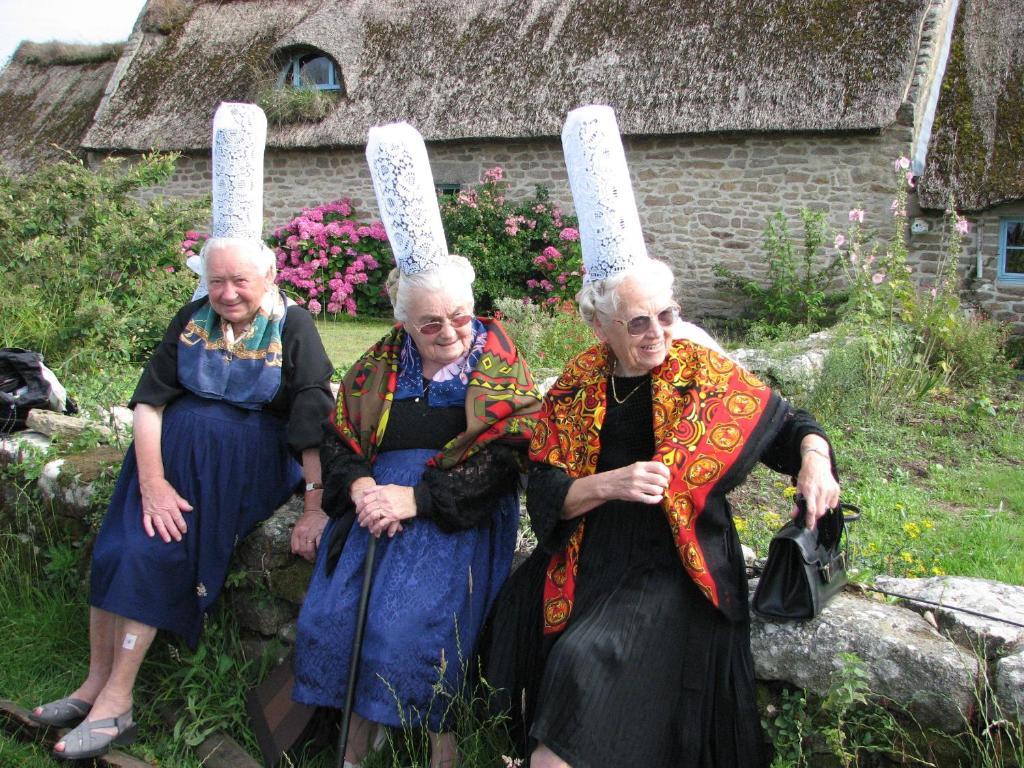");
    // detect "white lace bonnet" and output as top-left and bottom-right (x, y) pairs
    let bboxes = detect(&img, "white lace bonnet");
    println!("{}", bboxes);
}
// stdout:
(365, 122), (449, 275)
(211, 102), (267, 240)
(186, 102), (268, 298)
(562, 105), (648, 283)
